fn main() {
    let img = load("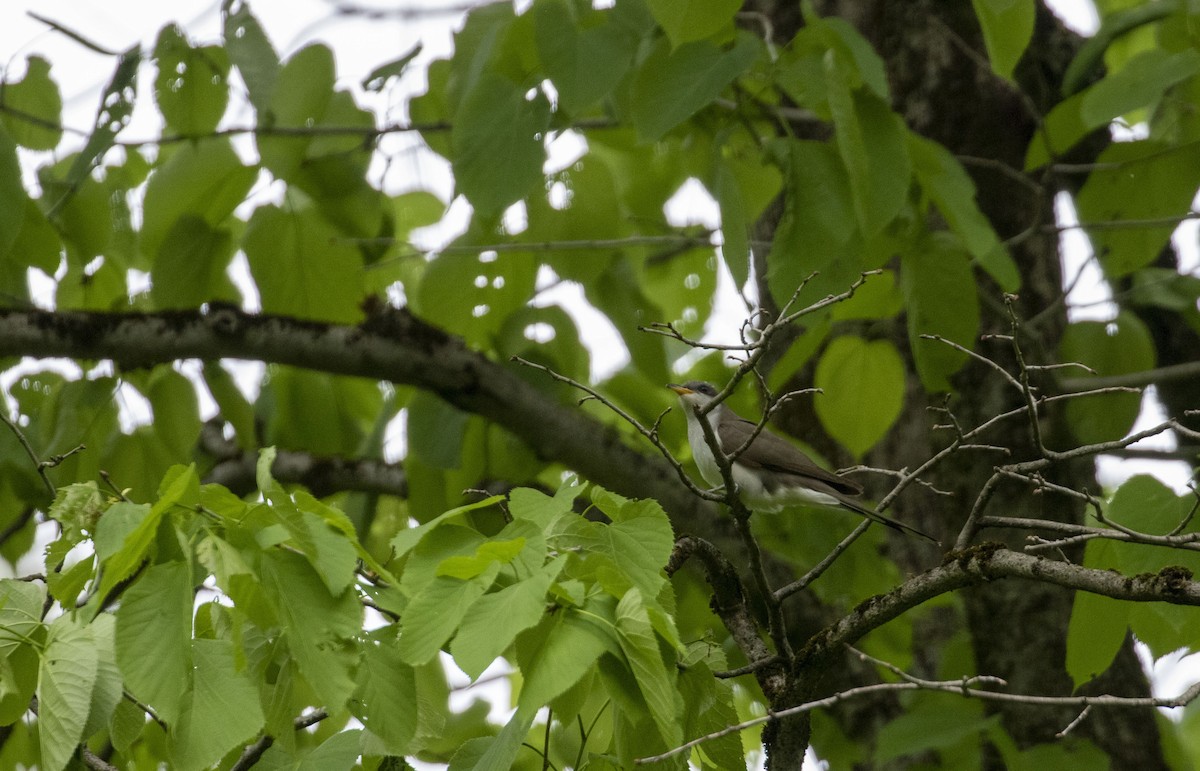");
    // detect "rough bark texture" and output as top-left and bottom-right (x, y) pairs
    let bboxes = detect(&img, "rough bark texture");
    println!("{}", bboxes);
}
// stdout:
(743, 1), (1172, 768)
